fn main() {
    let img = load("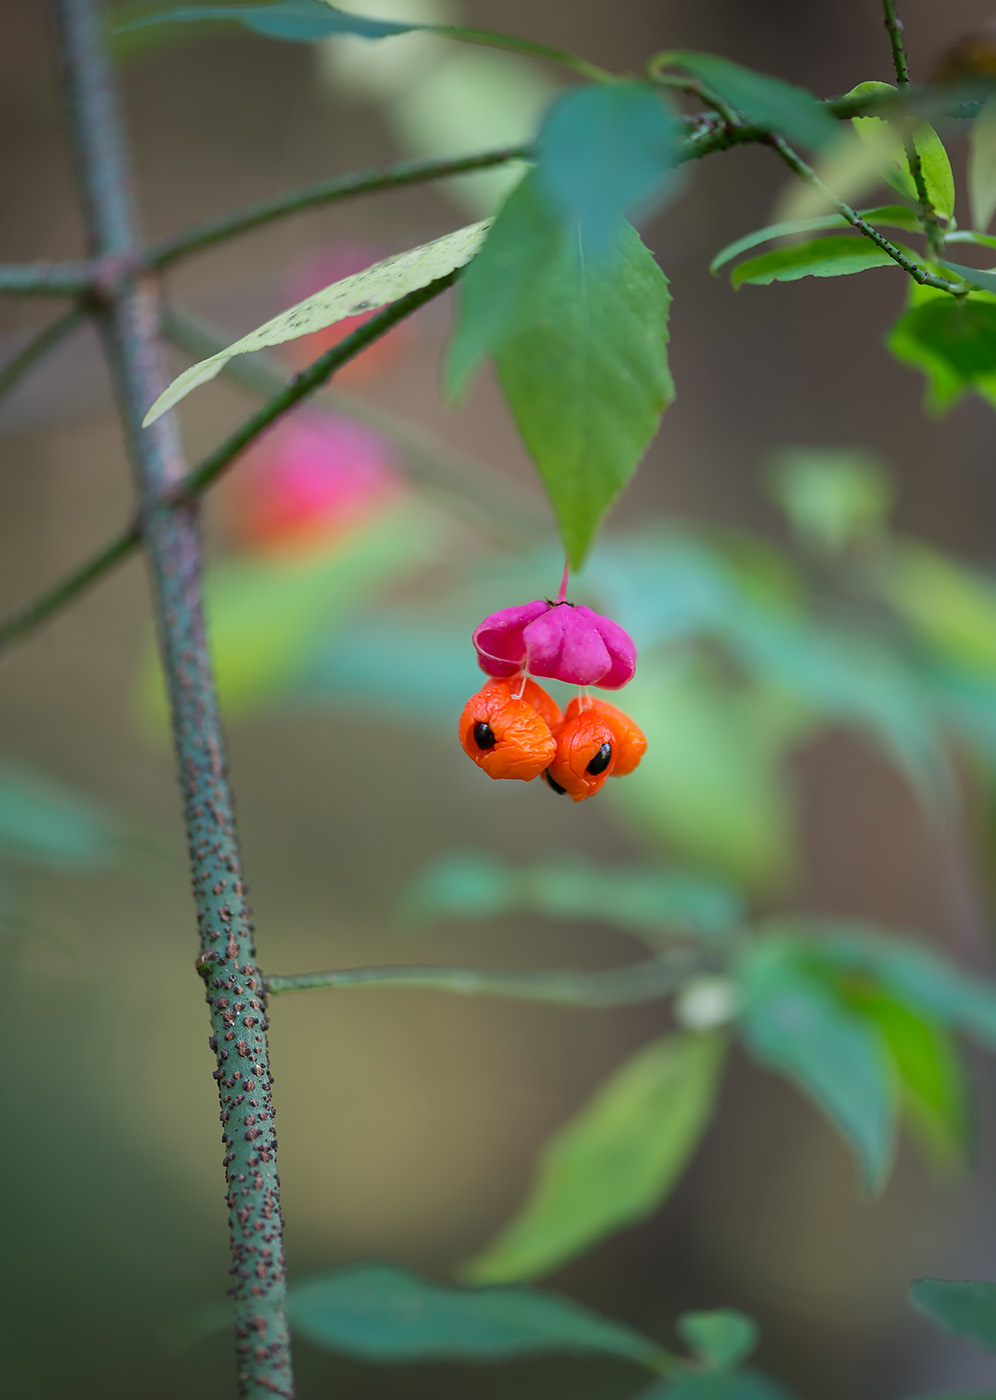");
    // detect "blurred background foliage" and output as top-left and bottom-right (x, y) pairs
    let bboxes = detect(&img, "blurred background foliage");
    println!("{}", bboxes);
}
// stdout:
(7, 1), (996, 1397)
